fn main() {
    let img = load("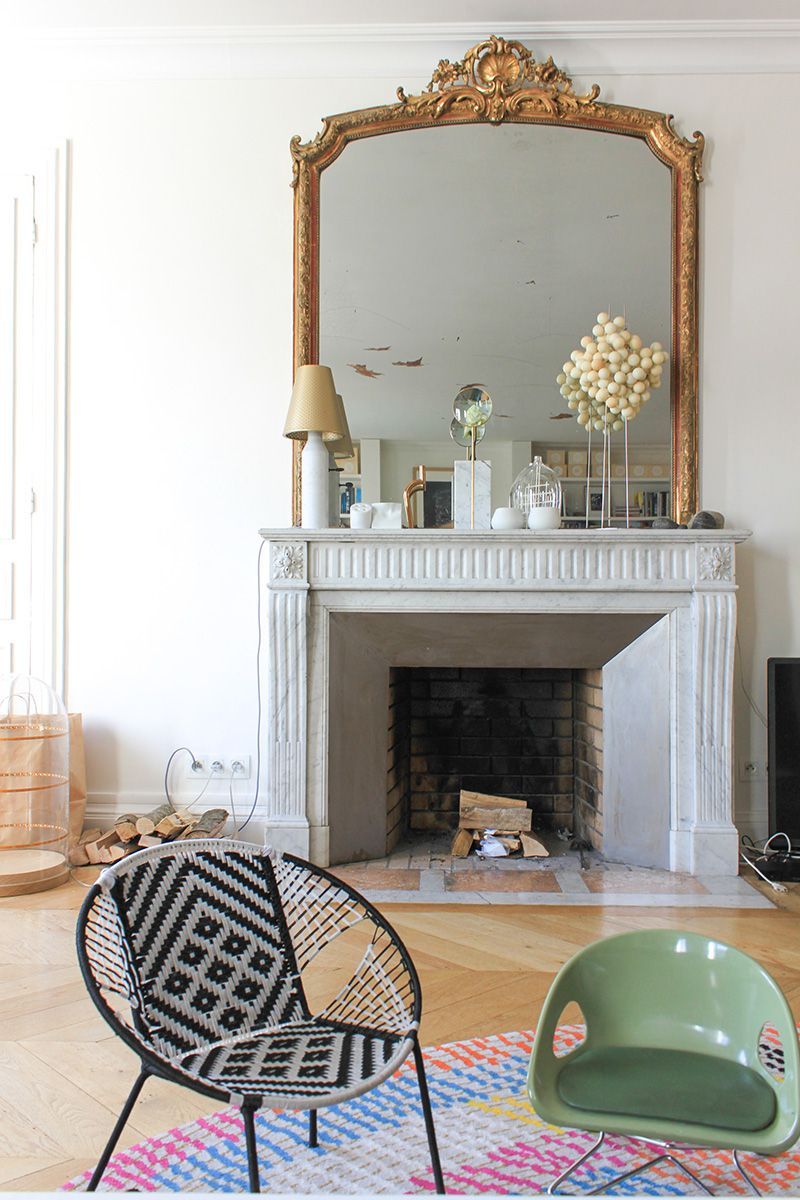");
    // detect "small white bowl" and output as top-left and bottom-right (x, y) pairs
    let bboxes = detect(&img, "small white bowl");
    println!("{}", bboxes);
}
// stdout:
(371, 502), (402, 529)
(491, 507), (525, 531)
(527, 507), (561, 531)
